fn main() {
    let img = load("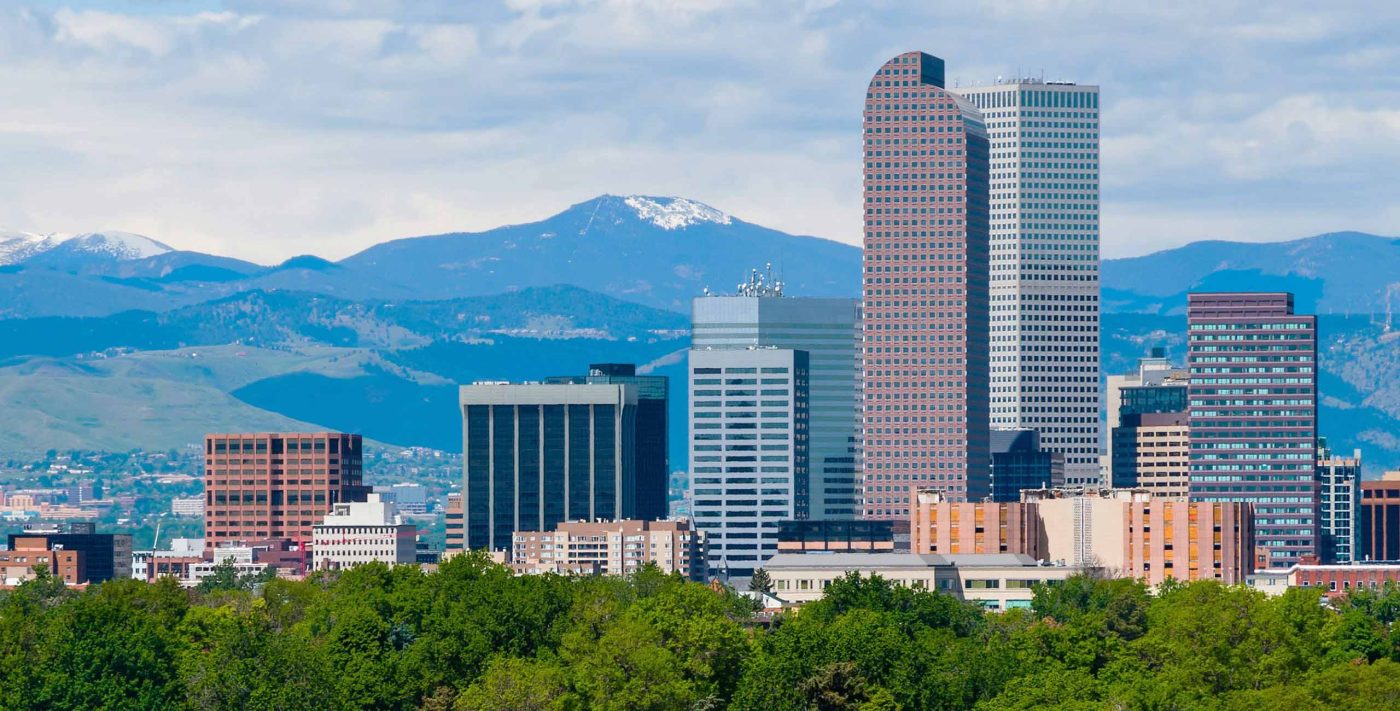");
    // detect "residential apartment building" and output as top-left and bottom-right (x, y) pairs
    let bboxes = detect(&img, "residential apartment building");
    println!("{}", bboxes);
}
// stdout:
(1317, 442), (1361, 564)
(692, 275), (860, 520)
(510, 519), (706, 581)
(954, 78), (1101, 486)
(1360, 471), (1400, 561)
(203, 432), (368, 547)
(862, 51), (991, 513)
(1186, 293), (1319, 568)
(312, 493), (417, 570)
(459, 382), (644, 551)
(545, 363), (670, 521)
(688, 347), (809, 578)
